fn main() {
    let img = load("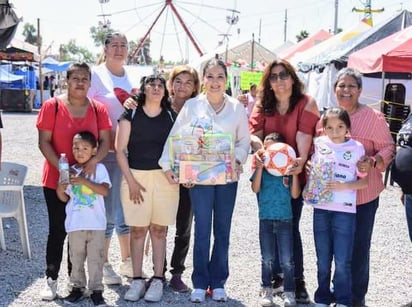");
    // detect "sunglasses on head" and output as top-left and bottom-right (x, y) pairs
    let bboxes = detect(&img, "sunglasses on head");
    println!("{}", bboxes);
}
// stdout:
(269, 71), (290, 82)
